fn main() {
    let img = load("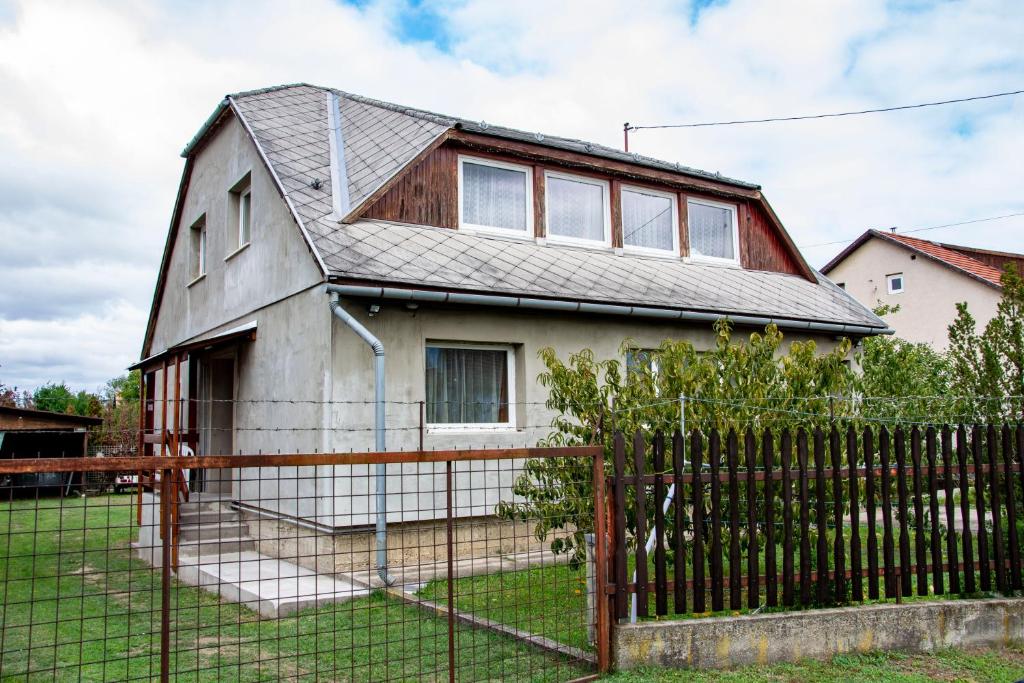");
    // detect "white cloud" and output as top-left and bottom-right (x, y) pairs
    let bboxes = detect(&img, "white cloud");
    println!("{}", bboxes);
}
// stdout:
(0, 0), (1021, 392)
